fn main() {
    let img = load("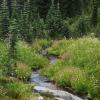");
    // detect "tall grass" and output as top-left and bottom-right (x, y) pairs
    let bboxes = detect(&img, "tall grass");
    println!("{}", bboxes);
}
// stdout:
(0, 41), (8, 66)
(0, 40), (50, 100)
(42, 37), (100, 99)
(16, 41), (49, 69)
